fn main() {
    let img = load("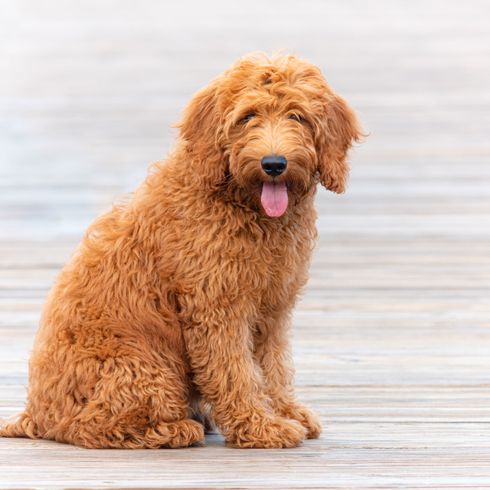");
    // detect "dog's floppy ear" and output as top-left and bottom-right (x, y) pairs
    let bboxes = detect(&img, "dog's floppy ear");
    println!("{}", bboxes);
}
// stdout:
(179, 82), (222, 153)
(178, 81), (226, 187)
(316, 94), (362, 193)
